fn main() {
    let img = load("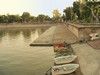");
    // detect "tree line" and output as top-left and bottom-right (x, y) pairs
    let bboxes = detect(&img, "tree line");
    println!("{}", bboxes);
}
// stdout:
(0, 10), (62, 24)
(0, 12), (52, 24)
(0, 0), (100, 24)
(63, 0), (100, 23)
